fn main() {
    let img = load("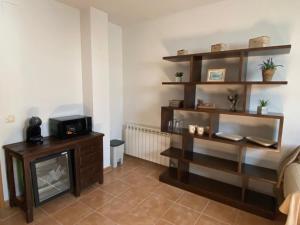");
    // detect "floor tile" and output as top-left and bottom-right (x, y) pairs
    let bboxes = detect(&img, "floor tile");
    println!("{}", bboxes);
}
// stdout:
(147, 166), (165, 180)
(103, 172), (121, 185)
(132, 165), (156, 176)
(133, 194), (172, 219)
(80, 189), (114, 209)
(33, 208), (60, 225)
(155, 219), (174, 225)
(0, 155), (285, 225)
(162, 204), (200, 225)
(153, 183), (184, 201)
(108, 165), (135, 178)
(41, 193), (77, 215)
(97, 198), (133, 223)
(177, 192), (209, 212)
(195, 214), (228, 225)
(80, 184), (101, 196)
(117, 211), (156, 225)
(0, 212), (29, 225)
(117, 186), (152, 207)
(100, 180), (130, 196)
(235, 211), (273, 225)
(120, 171), (160, 190)
(0, 205), (20, 220)
(203, 201), (238, 224)
(53, 201), (92, 225)
(78, 212), (116, 225)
